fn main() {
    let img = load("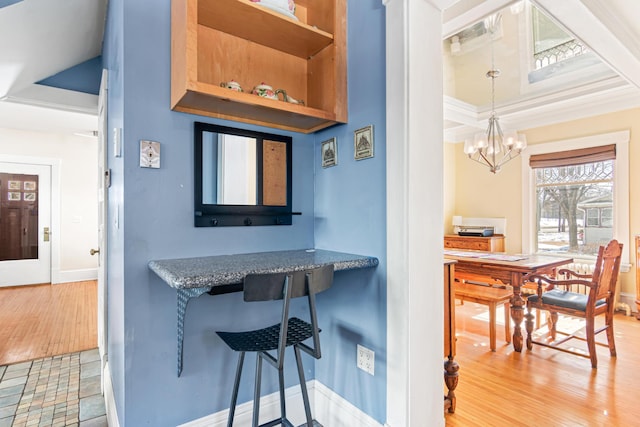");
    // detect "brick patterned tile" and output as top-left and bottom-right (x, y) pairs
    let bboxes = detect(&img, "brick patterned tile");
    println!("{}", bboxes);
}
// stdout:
(0, 350), (104, 426)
